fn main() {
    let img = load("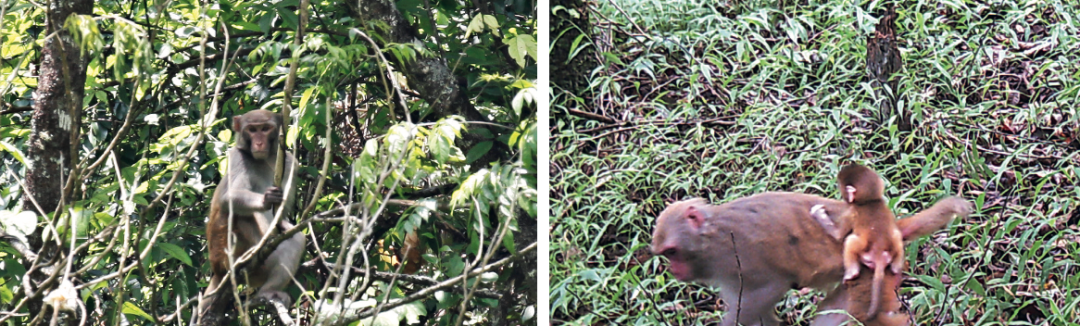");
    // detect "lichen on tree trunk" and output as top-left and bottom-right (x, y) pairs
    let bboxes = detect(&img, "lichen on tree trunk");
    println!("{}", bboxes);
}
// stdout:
(22, 0), (92, 322)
